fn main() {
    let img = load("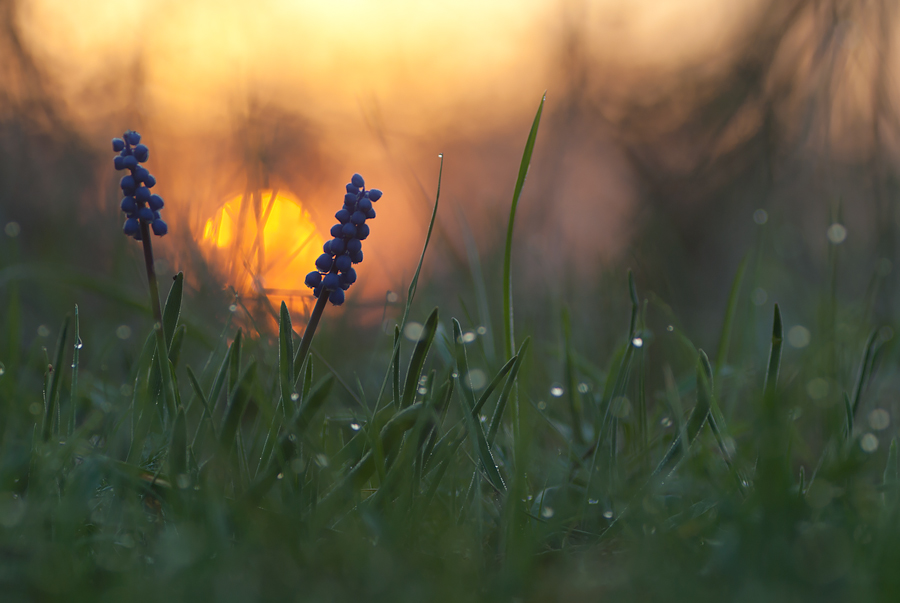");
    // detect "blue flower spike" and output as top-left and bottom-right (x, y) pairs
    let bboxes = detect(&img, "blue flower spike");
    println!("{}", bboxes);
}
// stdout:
(305, 174), (381, 306)
(112, 131), (167, 239)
